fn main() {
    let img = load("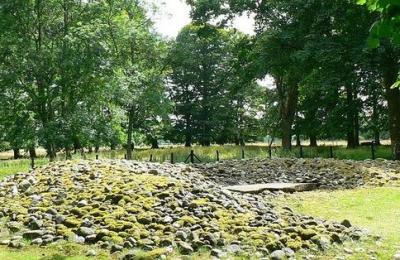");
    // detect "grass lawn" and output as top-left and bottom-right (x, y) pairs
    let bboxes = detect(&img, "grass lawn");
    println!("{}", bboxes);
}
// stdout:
(279, 187), (400, 259)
